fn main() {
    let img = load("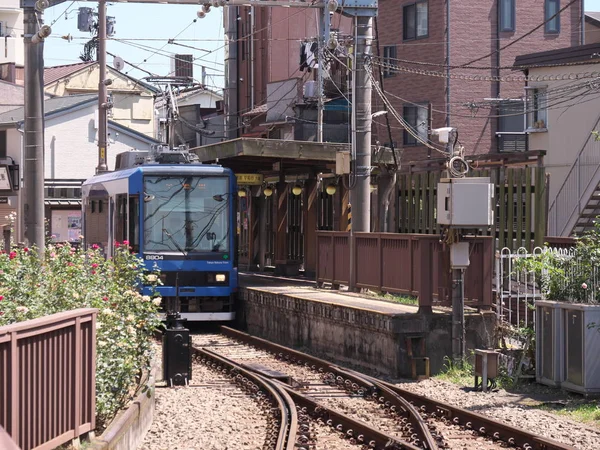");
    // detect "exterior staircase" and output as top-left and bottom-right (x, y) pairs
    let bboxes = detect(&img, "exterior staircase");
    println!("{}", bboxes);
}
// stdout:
(548, 113), (600, 237)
